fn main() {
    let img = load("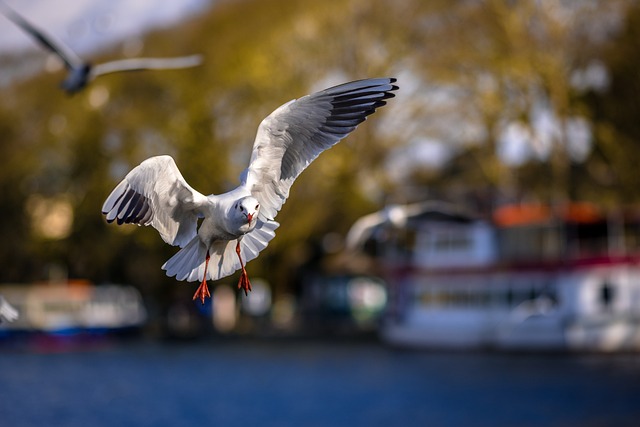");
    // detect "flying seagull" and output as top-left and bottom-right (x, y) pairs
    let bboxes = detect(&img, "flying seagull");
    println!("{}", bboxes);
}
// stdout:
(0, 295), (18, 323)
(0, 2), (202, 94)
(102, 78), (398, 303)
